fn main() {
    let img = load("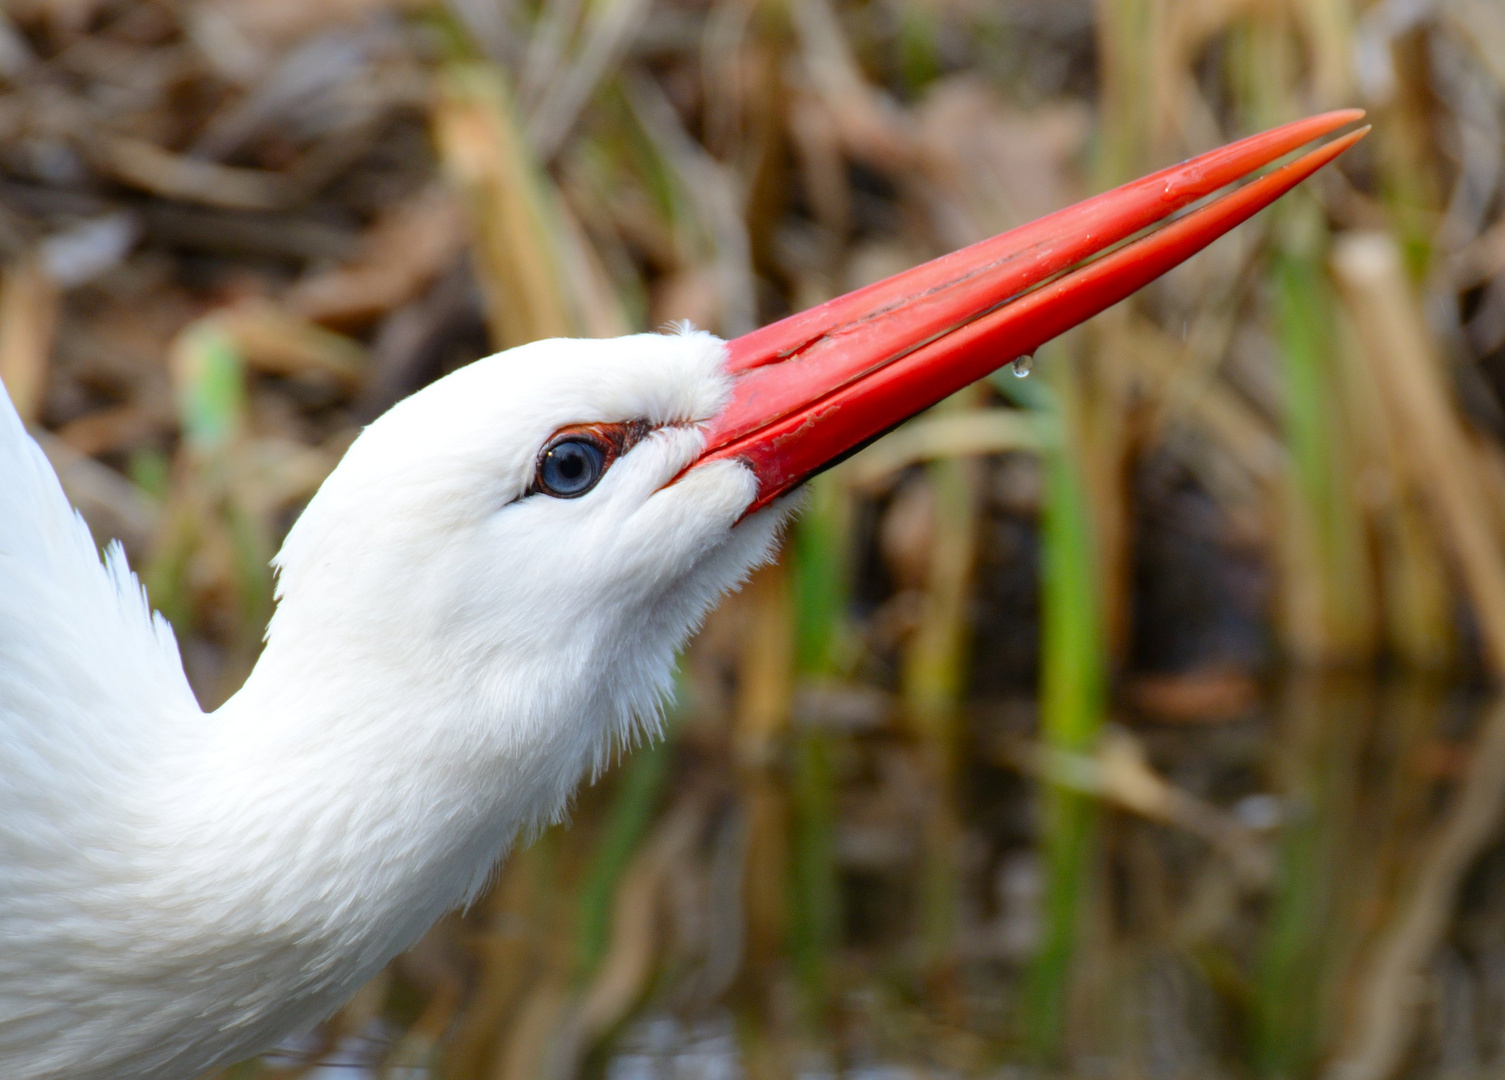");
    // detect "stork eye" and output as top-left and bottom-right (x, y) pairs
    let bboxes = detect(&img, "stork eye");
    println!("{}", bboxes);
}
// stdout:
(530, 421), (650, 500)
(536, 436), (608, 498)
